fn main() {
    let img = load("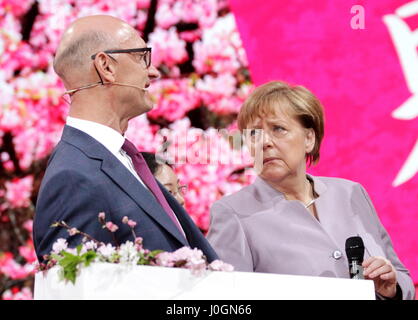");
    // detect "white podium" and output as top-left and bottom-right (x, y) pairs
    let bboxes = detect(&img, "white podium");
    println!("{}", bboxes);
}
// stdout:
(34, 263), (375, 300)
